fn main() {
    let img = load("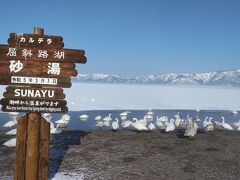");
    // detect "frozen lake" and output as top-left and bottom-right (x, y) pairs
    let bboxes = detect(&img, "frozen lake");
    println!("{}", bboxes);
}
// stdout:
(64, 83), (240, 111)
(1, 83), (240, 131)
(0, 83), (240, 111)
